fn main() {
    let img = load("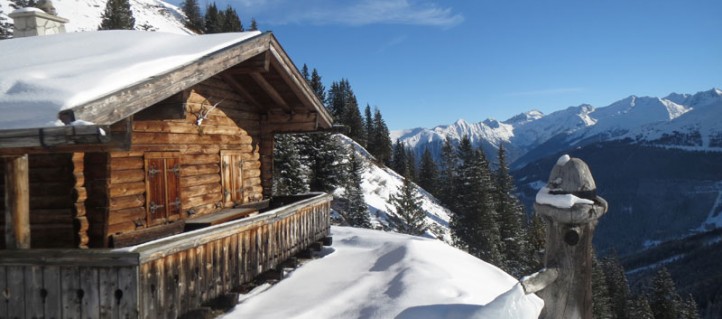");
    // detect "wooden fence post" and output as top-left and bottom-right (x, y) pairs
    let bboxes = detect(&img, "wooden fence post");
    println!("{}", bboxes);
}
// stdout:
(520, 155), (608, 319)
(4, 154), (31, 249)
